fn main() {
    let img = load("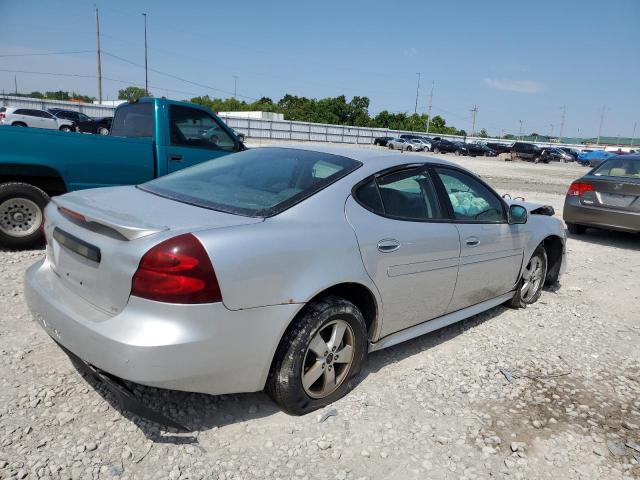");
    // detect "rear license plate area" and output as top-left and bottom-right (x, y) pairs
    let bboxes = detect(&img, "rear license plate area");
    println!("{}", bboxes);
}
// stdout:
(53, 227), (101, 263)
